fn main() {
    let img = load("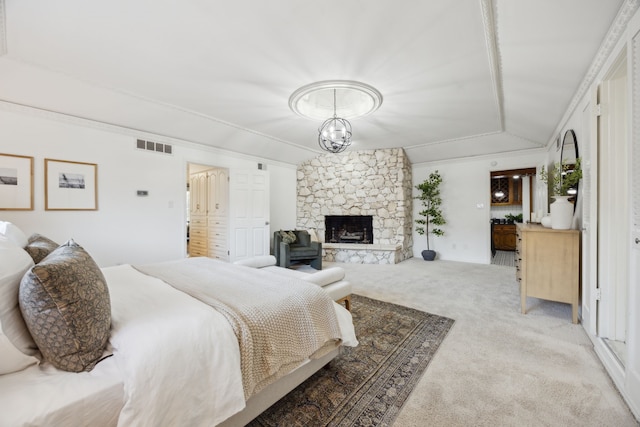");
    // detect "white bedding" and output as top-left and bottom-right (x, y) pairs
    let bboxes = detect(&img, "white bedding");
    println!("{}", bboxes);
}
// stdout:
(0, 262), (357, 427)
(0, 357), (123, 427)
(106, 264), (246, 427)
